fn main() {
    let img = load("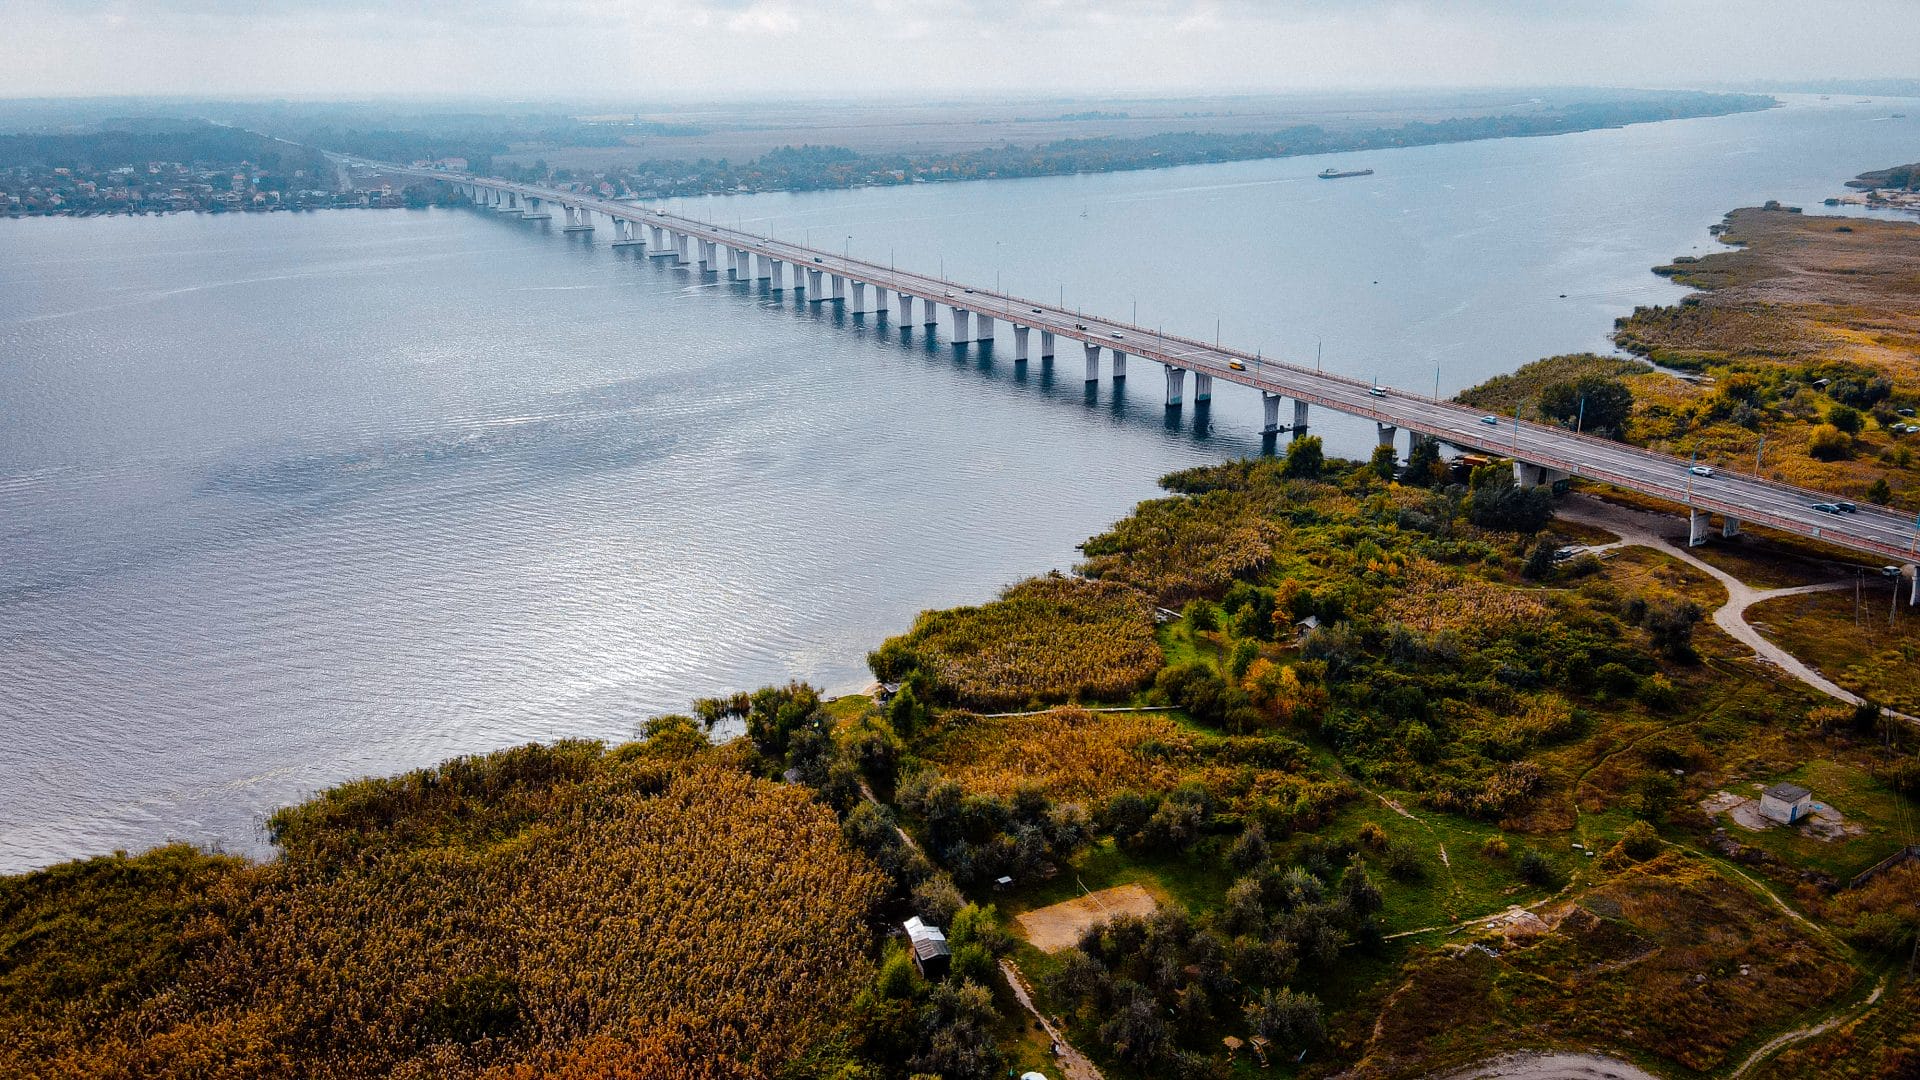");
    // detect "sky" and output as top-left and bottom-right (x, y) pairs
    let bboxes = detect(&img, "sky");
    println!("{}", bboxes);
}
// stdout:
(3, 0), (1916, 100)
